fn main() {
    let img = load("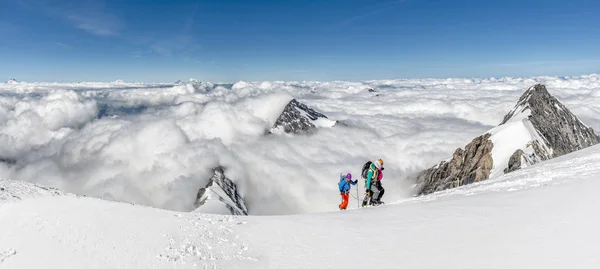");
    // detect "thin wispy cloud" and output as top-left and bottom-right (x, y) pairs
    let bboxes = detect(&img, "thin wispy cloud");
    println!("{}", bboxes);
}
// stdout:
(53, 42), (73, 49)
(66, 13), (121, 36)
(12, 0), (122, 36)
(144, 5), (201, 57)
(340, 0), (408, 25)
